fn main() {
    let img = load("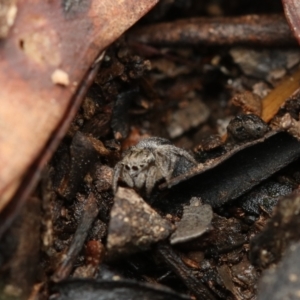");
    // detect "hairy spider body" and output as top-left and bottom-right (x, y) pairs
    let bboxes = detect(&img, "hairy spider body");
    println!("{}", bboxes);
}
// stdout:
(113, 137), (197, 195)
